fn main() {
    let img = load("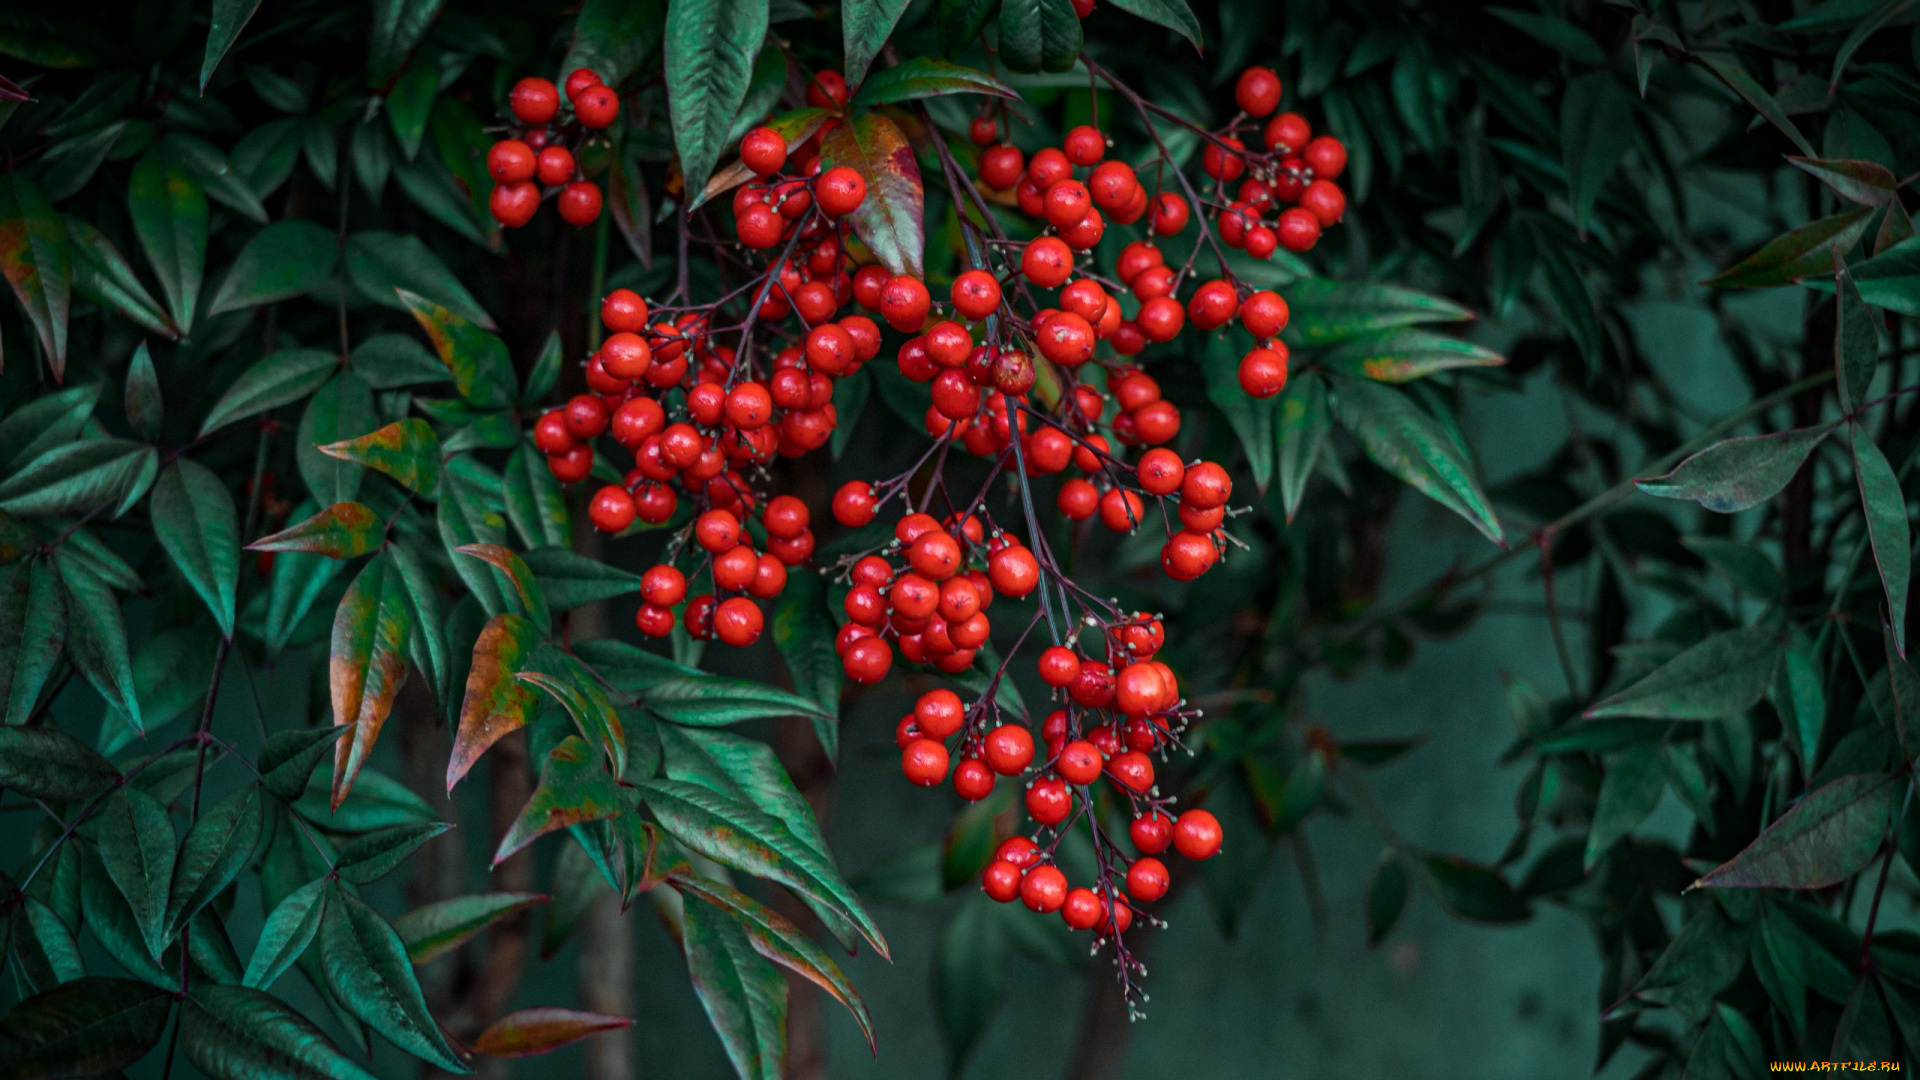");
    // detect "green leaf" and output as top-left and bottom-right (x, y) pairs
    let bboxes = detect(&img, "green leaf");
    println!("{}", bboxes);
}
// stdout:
(1559, 73), (1632, 235)
(843, 0), (911, 86)
(249, 502), (383, 560)
(206, 221), (338, 317)
(398, 289), (514, 409)
(199, 0), (265, 90)
(352, 333), (446, 390)
(345, 231), (492, 328)
(1418, 853), (1530, 923)
(1854, 233), (1920, 315)
(164, 784), (261, 942)
(127, 147), (208, 333)
(57, 550), (142, 731)
(319, 886), (466, 1072)
(1630, 904), (1750, 1022)
(473, 1007), (632, 1059)
(562, 0), (665, 89)
(1694, 773), (1900, 889)
(495, 736), (626, 865)
(182, 982), (379, 1080)
(200, 349), (340, 437)
(333, 821), (451, 885)
(503, 445), (571, 549)
(329, 552), (414, 809)
(851, 58), (1018, 108)
(163, 134), (267, 225)
(1284, 277), (1473, 346)
(772, 572), (841, 757)
(8, 895), (85, 995)
(242, 879), (327, 990)
(1837, 263), (1878, 413)
(1791, 156), (1898, 206)
(0, 383), (99, 475)
(515, 652), (624, 776)
(1635, 423), (1836, 513)
(1363, 851), (1409, 947)
(0, 977), (172, 1078)
(934, 895), (1006, 1076)
(1852, 426), (1910, 656)
(0, 439), (156, 518)
(447, 613), (540, 791)
(1586, 626), (1782, 721)
(1584, 742), (1664, 868)
(395, 892), (548, 966)
(671, 872), (874, 1050)
(438, 460), (510, 616)
(997, 0), (1082, 74)
(1705, 207), (1873, 289)
(0, 558), (67, 727)
(0, 173), (71, 376)
(86, 786), (175, 959)
(520, 545), (640, 610)
(1681, 536), (1784, 600)
(938, 0), (998, 55)
(680, 891), (786, 1080)
(1273, 374), (1327, 525)
(122, 342), (162, 442)
(817, 115), (925, 280)
(151, 459), (240, 637)
(1319, 330), (1506, 383)
(1204, 335), (1276, 493)
(368, 0), (446, 87)
(0, 723), (114, 800)
(640, 676), (831, 726)
(1698, 56), (1816, 156)
(1330, 376), (1501, 543)
(638, 778), (888, 957)
(664, 0), (770, 198)
(298, 371), (377, 507)
(319, 418), (441, 497)
(1105, 0), (1202, 50)
(67, 217), (179, 341)
(1487, 7), (1603, 62)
